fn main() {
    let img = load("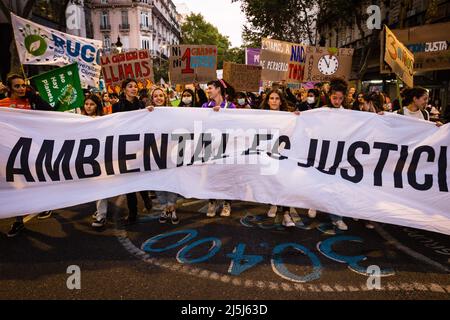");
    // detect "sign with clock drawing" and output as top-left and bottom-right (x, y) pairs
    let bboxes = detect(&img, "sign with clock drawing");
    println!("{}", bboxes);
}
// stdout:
(304, 47), (354, 82)
(260, 38), (354, 83)
(318, 54), (339, 75)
